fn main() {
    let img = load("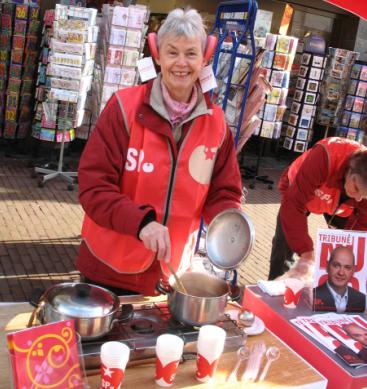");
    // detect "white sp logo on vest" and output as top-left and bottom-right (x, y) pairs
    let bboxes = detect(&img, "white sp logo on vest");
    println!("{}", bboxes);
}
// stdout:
(189, 145), (218, 184)
(314, 189), (332, 204)
(125, 148), (154, 173)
